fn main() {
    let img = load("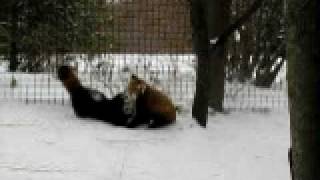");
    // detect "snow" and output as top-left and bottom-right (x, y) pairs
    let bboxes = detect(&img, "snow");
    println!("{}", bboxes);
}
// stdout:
(0, 102), (290, 180)
(0, 61), (8, 73)
(64, 53), (195, 75)
(0, 53), (289, 179)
